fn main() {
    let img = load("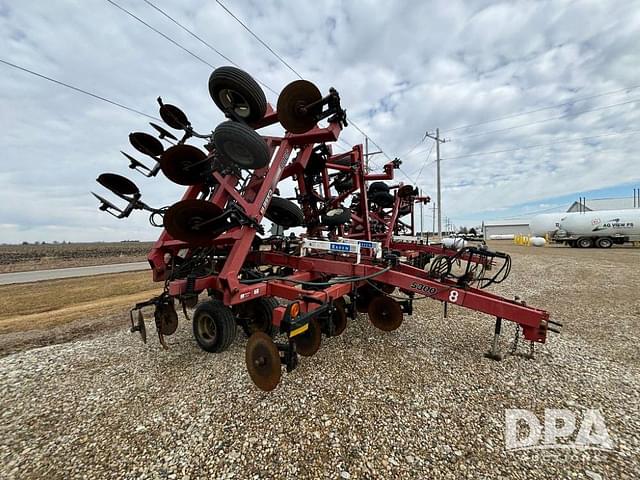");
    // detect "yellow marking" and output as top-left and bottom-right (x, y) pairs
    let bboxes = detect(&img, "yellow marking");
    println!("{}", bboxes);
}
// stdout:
(290, 323), (309, 337)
